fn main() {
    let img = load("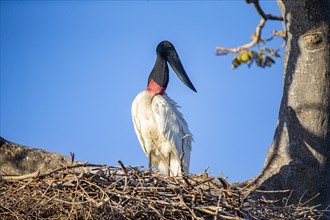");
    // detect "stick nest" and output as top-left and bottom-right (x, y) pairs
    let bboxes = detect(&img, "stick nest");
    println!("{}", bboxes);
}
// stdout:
(0, 163), (325, 219)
